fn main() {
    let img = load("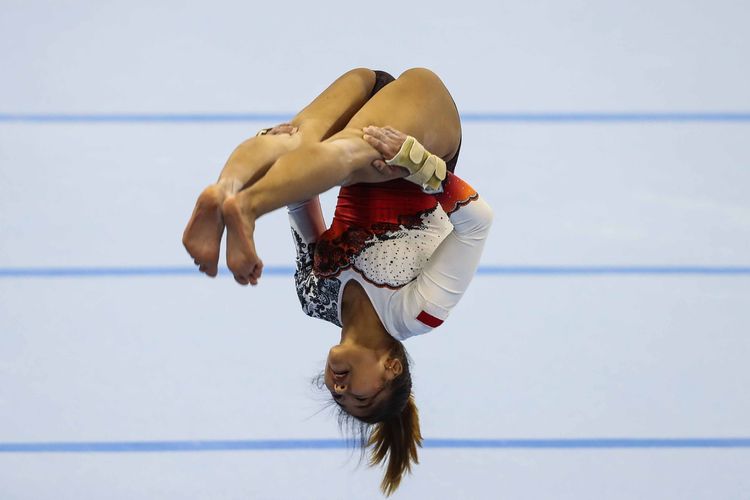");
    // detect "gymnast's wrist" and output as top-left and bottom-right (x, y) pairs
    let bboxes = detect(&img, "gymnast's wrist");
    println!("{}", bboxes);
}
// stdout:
(386, 135), (447, 193)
